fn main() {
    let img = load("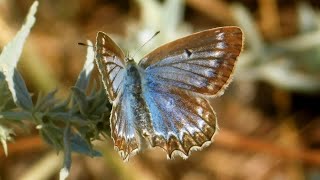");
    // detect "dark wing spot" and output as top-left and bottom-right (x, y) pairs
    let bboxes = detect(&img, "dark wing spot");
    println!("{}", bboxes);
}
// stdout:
(184, 49), (192, 58)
